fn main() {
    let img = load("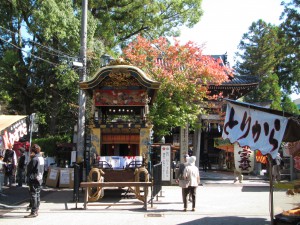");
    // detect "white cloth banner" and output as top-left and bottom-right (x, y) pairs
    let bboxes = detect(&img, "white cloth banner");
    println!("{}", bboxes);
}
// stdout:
(222, 102), (288, 159)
